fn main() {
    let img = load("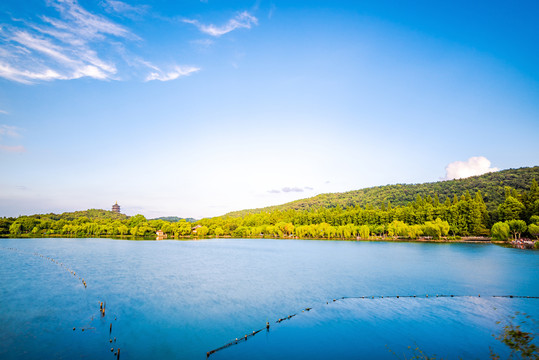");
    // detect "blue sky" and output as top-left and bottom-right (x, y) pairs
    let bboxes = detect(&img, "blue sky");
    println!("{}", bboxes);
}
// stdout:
(0, 0), (538, 218)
